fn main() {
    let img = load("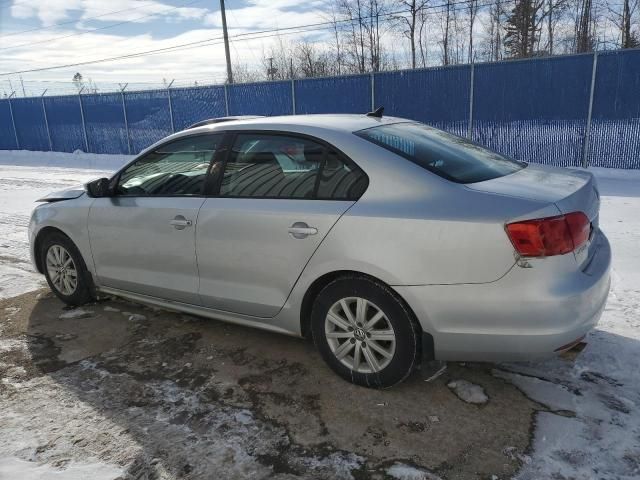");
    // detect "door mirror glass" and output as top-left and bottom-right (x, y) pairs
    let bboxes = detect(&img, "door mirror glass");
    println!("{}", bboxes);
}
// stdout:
(86, 178), (111, 198)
